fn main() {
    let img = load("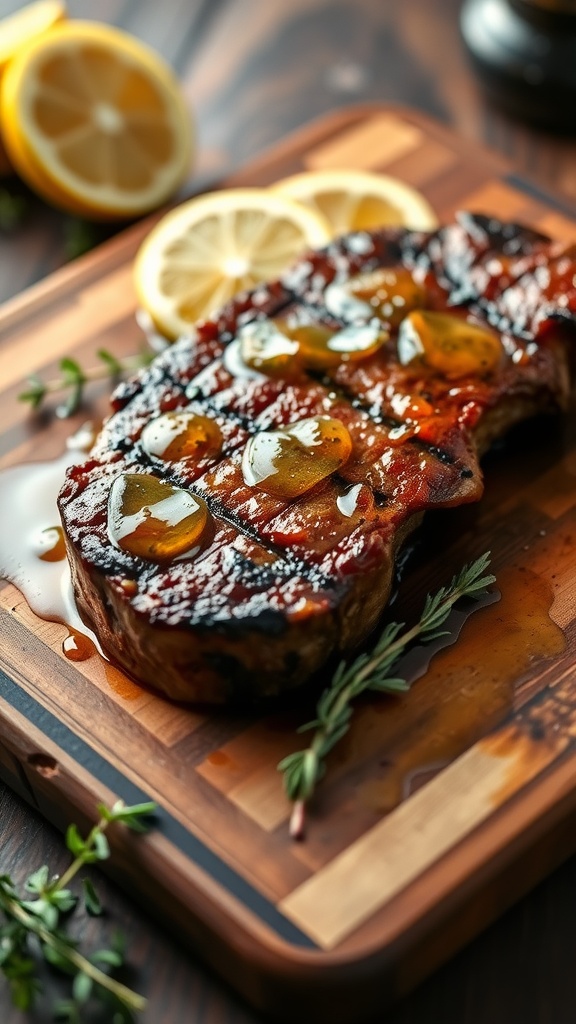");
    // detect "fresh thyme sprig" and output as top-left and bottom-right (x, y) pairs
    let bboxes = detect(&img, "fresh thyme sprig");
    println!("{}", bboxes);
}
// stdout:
(19, 349), (154, 418)
(279, 552), (496, 840)
(0, 799), (156, 1020)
